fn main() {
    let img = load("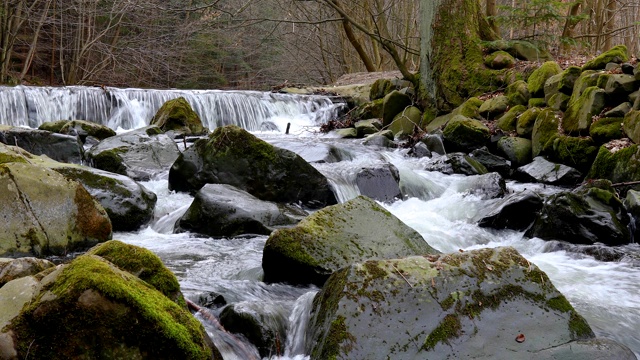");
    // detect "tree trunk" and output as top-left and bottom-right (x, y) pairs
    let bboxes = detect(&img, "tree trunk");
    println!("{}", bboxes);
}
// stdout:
(603, 0), (616, 51)
(561, 0), (584, 54)
(420, 0), (503, 112)
(486, 0), (499, 35)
